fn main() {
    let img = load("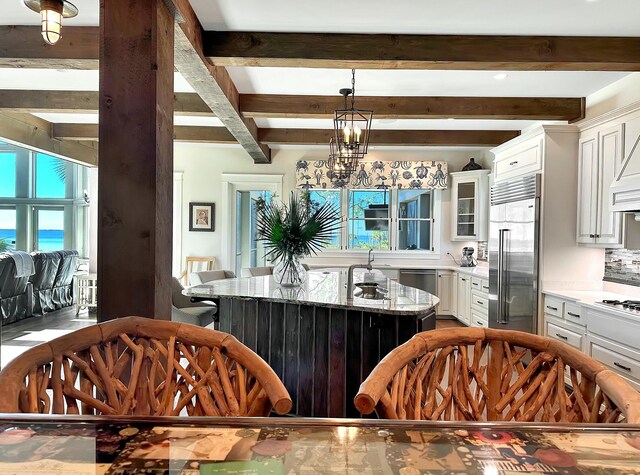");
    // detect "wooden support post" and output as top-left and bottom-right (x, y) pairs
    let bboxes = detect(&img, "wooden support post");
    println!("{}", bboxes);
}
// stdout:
(97, 0), (174, 321)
